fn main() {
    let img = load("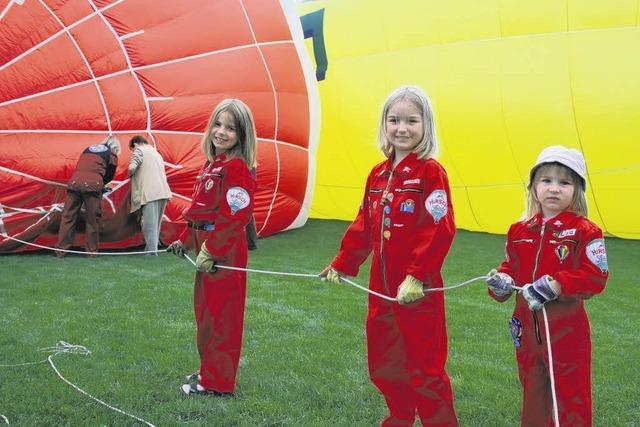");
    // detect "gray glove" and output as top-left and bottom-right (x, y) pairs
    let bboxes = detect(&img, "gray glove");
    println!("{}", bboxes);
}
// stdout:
(166, 240), (186, 257)
(486, 269), (514, 297)
(195, 243), (217, 273)
(522, 275), (559, 311)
